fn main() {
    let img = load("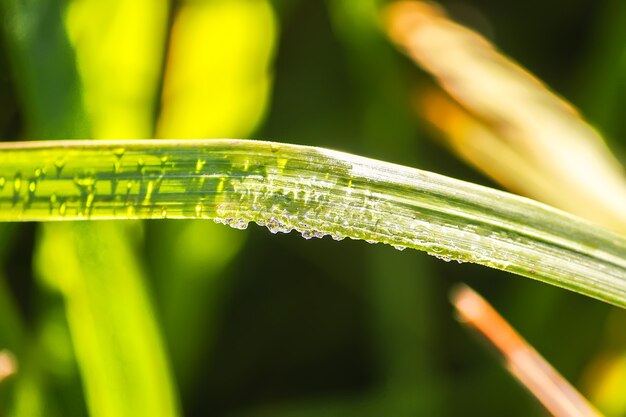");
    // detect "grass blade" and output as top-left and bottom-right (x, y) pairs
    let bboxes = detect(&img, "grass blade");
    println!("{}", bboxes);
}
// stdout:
(452, 284), (603, 417)
(384, 1), (626, 232)
(0, 139), (625, 307)
(35, 222), (180, 417)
